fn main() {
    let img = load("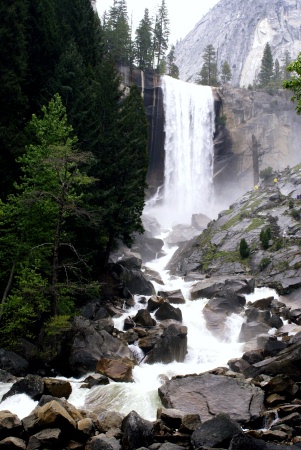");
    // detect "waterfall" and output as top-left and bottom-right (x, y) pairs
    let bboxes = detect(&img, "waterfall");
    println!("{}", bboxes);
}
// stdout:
(147, 76), (215, 227)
